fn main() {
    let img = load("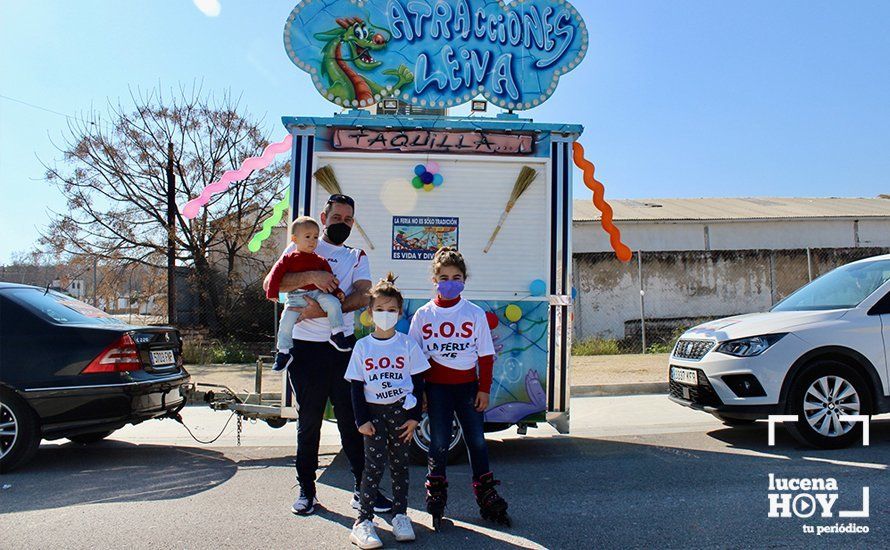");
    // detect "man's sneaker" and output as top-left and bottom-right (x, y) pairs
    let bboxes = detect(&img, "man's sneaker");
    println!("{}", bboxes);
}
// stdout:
(351, 490), (394, 514)
(329, 331), (353, 352)
(391, 514), (416, 542)
(349, 519), (383, 549)
(273, 351), (293, 372)
(291, 489), (318, 516)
